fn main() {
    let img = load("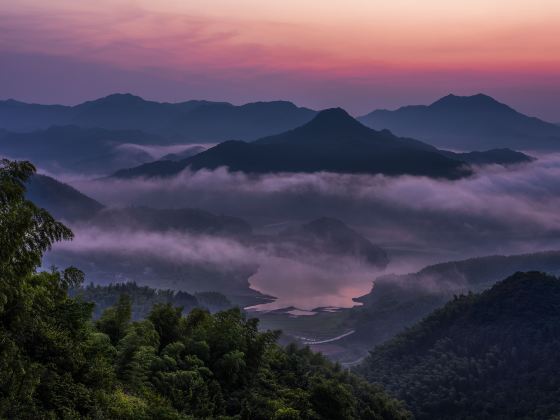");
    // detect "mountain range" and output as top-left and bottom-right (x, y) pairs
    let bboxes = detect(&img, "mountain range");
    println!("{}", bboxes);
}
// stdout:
(3, 92), (559, 153)
(113, 108), (532, 180)
(359, 93), (560, 150)
(0, 94), (316, 141)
